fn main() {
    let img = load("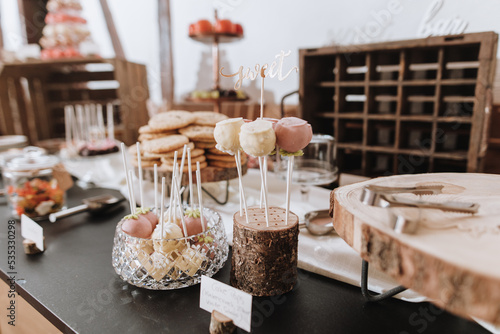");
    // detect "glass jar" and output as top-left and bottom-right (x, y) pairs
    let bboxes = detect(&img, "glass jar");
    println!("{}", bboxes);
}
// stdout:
(3, 146), (66, 219)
